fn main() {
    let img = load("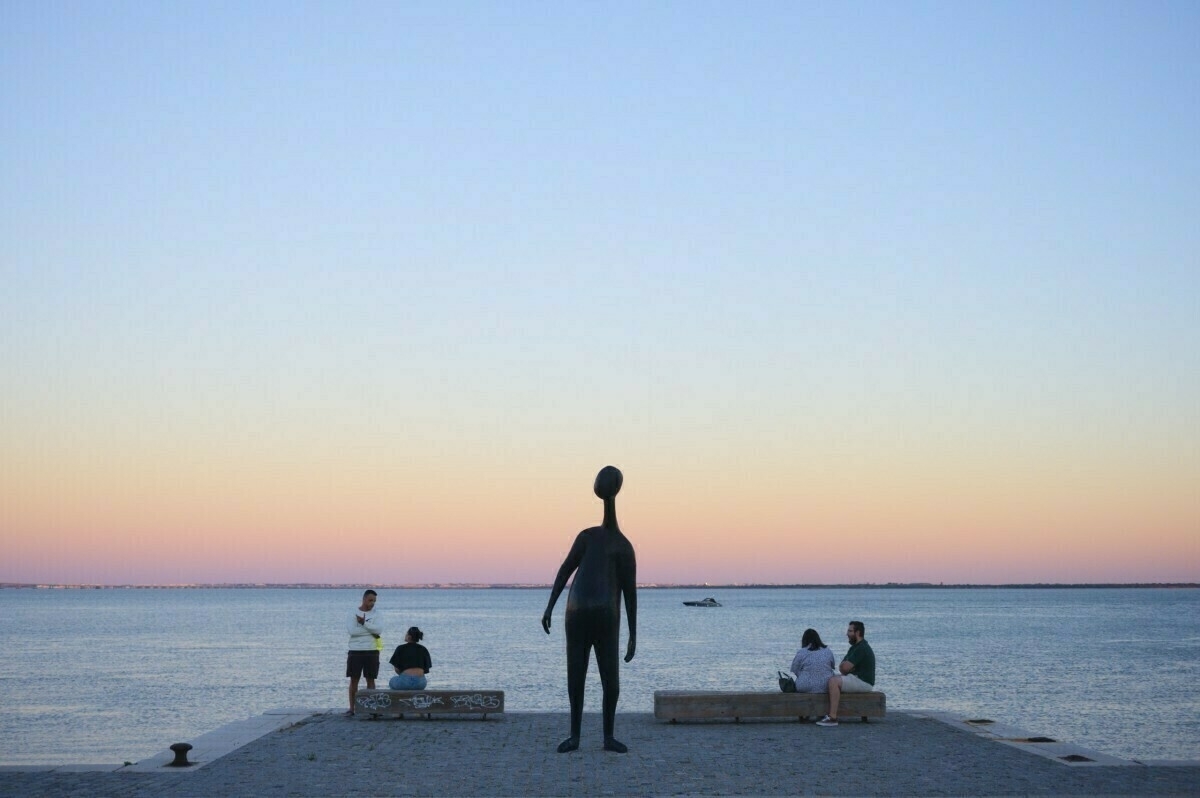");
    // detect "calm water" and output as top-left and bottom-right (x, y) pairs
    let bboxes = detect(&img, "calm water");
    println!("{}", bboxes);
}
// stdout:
(0, 587), (1196, 764)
